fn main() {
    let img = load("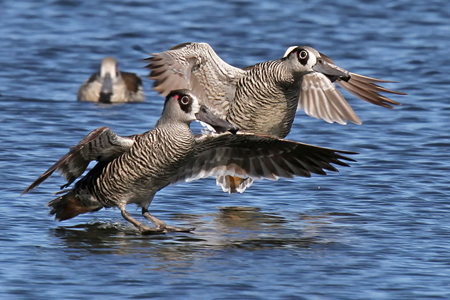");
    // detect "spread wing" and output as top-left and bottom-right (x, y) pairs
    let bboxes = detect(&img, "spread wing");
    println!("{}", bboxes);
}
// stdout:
(298, 51), (405, 125)
(146, 42), (246, 118)
(300, 72), (361, 125)
(170, 132), (356, 184)
(336, 72), (405, 108)
(21, 127), (135, 195)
